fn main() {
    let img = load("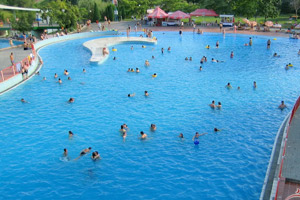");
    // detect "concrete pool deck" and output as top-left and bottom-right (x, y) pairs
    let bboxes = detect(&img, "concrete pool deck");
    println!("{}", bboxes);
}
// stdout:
(83, 37), (157, 64)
